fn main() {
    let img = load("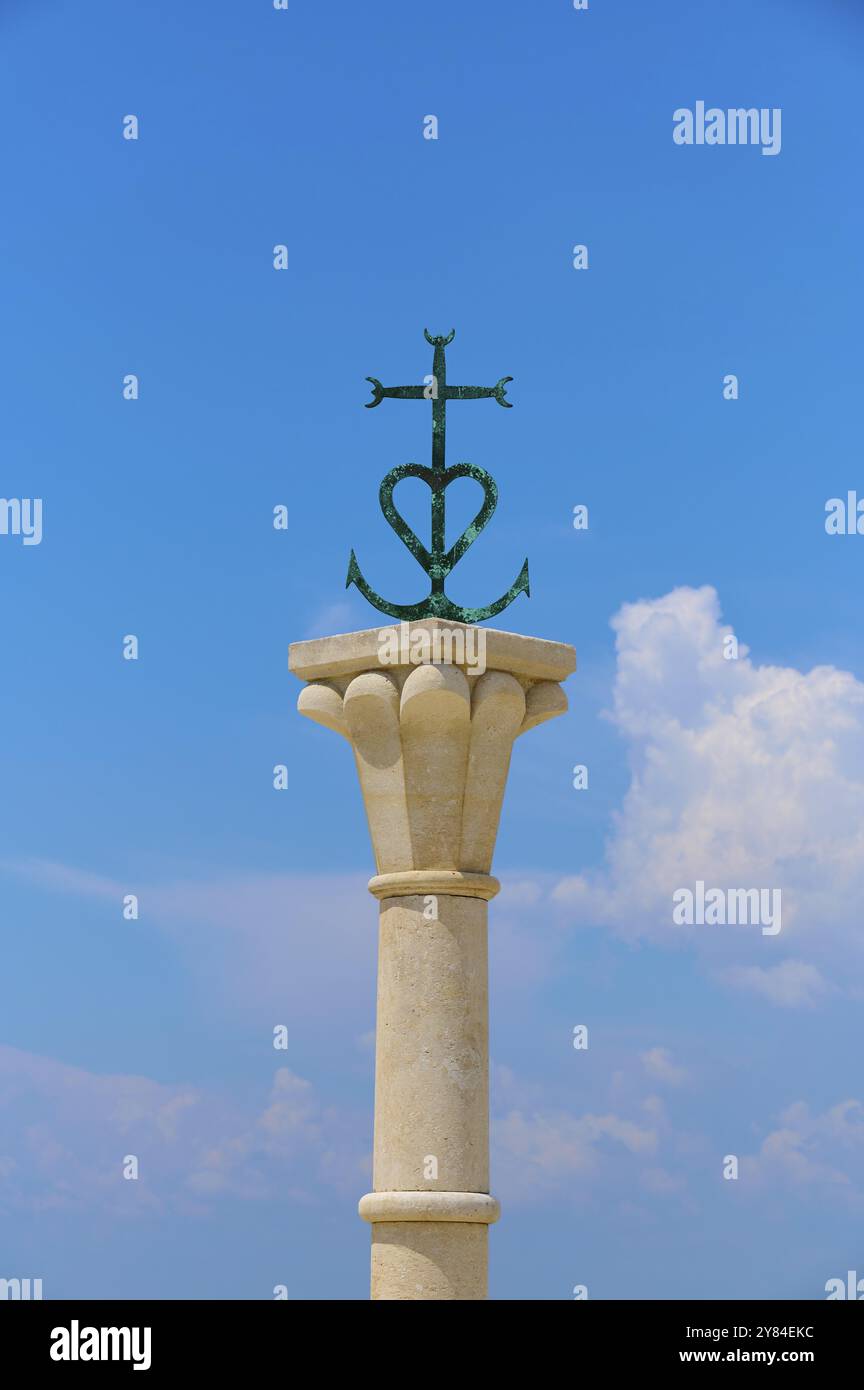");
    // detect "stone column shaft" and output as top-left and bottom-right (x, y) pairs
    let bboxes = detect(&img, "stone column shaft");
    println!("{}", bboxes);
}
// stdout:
(364, 890), (493, 1299)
